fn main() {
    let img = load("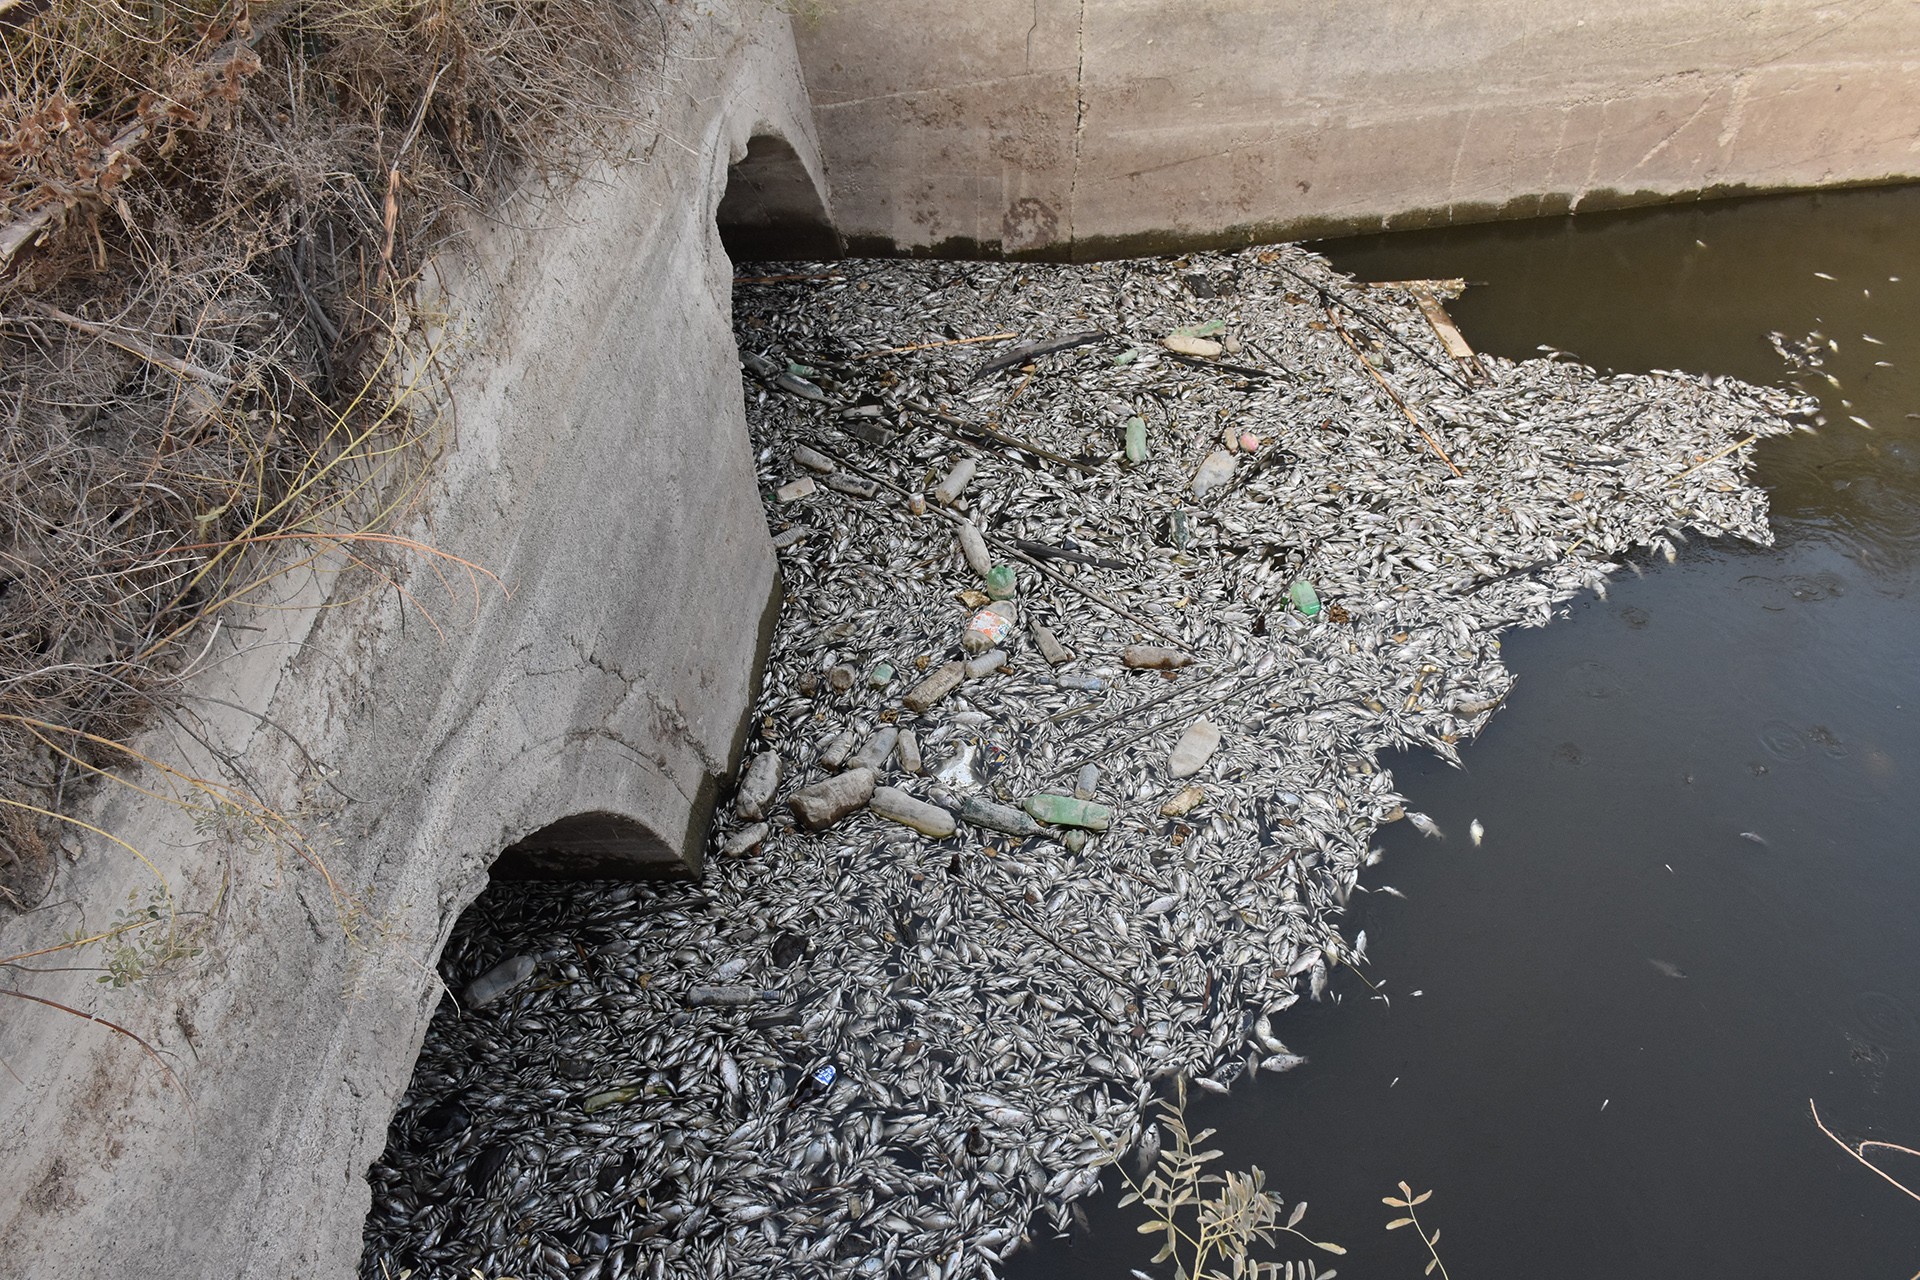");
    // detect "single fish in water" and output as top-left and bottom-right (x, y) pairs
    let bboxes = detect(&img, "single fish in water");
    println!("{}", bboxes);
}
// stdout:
(1647, 958), (1687, 979)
